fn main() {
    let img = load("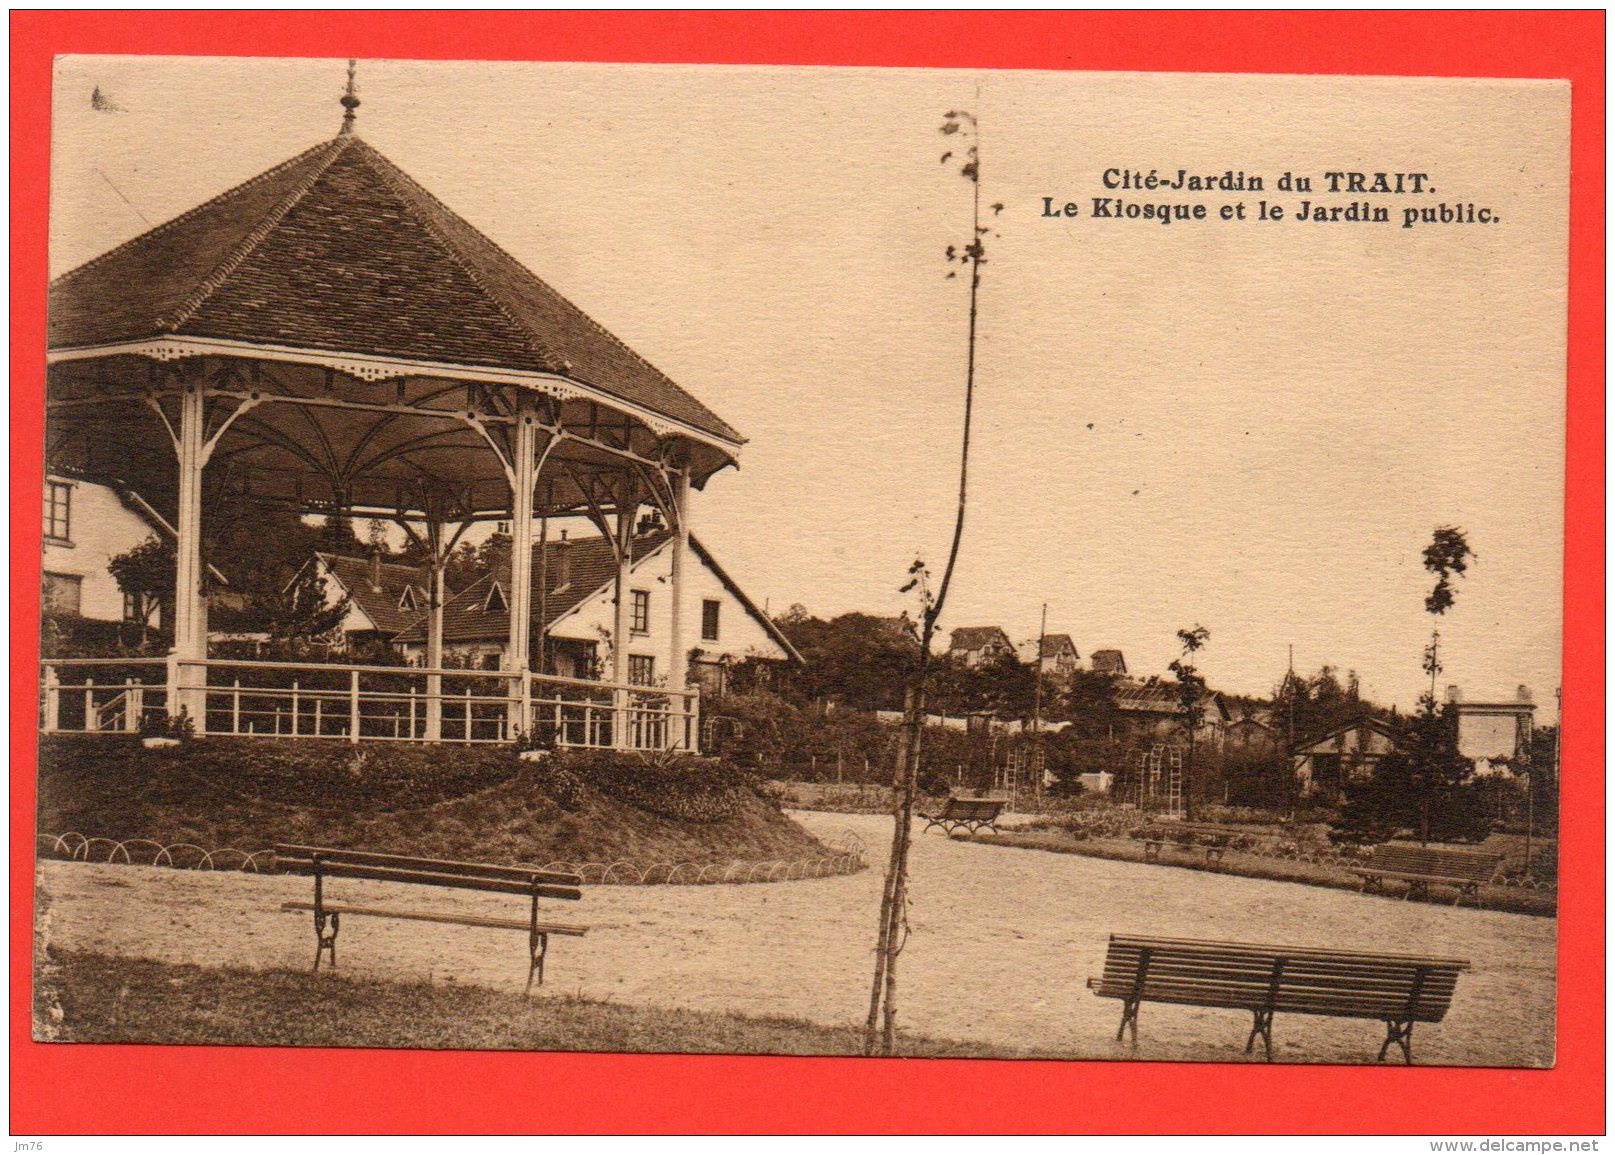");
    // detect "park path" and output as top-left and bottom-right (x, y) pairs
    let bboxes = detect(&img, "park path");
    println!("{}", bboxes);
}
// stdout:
(33, 811), (1555, 1065)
